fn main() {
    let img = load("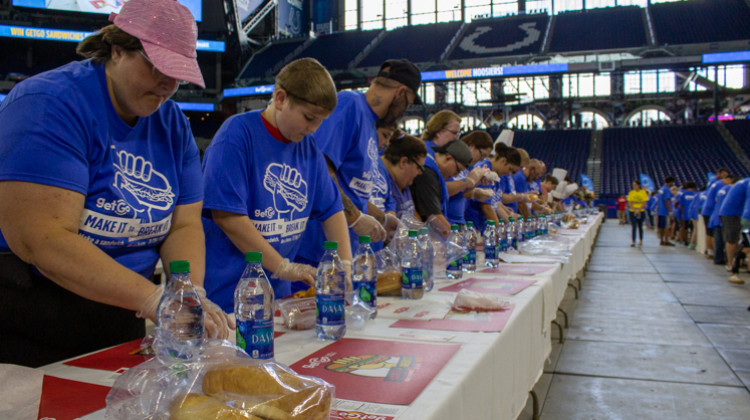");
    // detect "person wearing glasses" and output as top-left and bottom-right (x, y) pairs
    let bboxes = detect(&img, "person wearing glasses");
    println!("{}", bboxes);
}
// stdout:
(422, 110), (462, 149)
(0, 0), (232, 367)
(380, 132), (428, 219)
(445, 130), (494, 227)
(410, 140), (474, 236)
(296, 59), (421, 273)
(201, 58), (352, 309)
